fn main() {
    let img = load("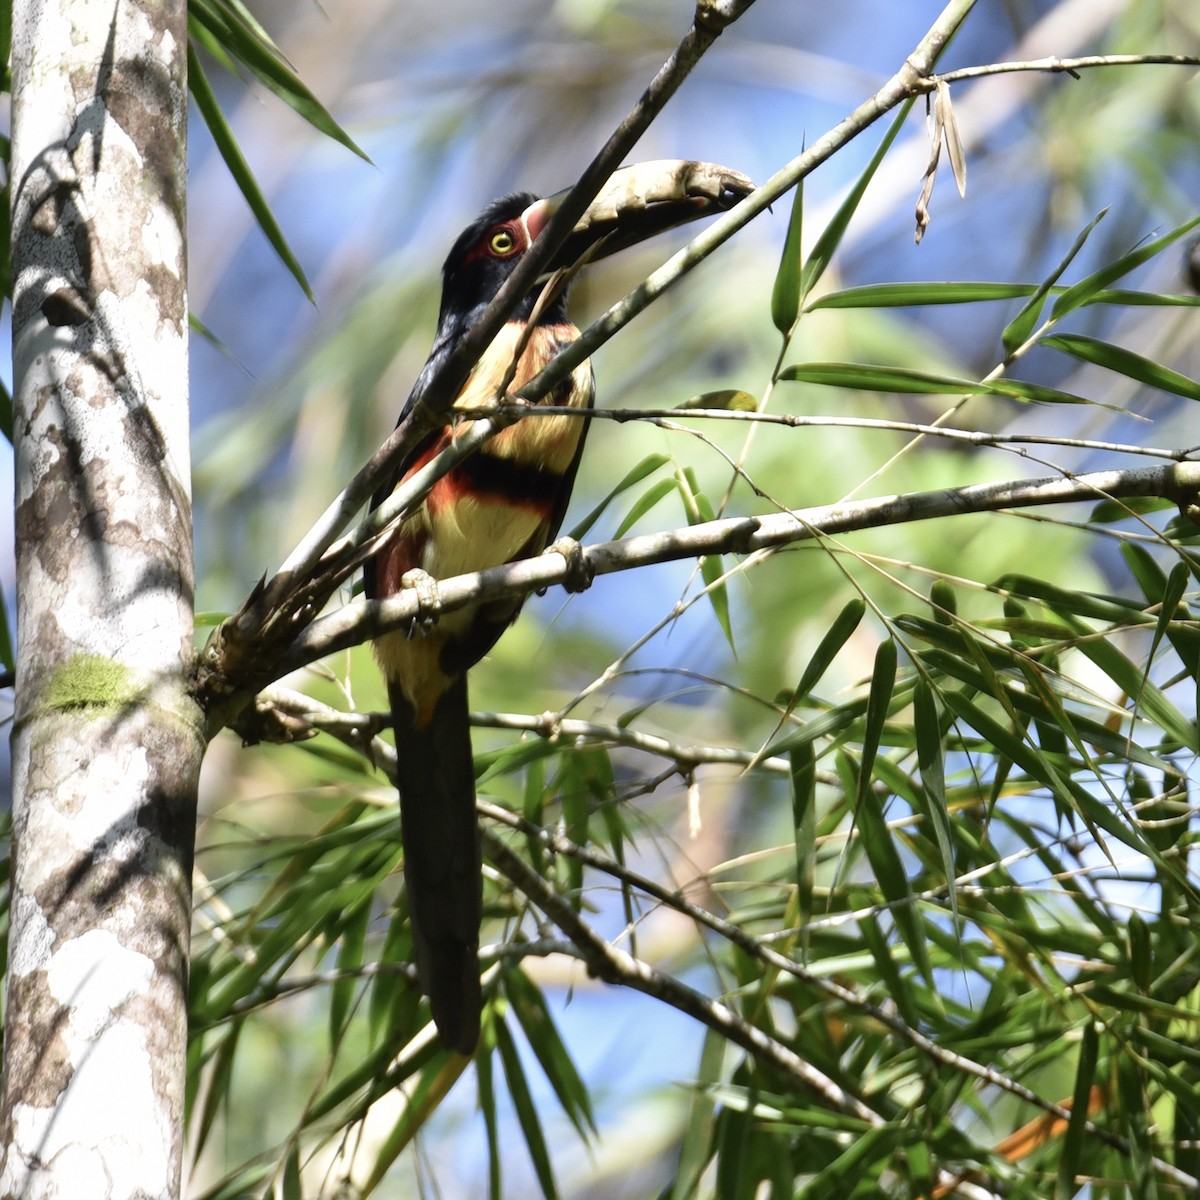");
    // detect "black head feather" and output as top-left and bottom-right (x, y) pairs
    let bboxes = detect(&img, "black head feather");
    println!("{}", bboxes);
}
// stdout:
(435, 192), (568, 345)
